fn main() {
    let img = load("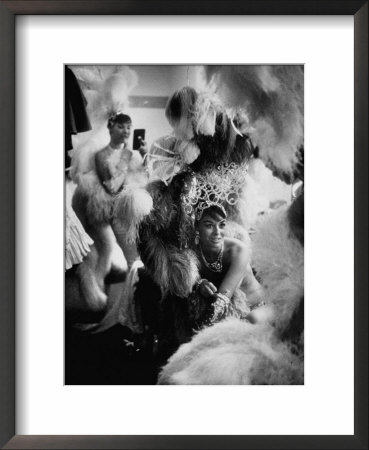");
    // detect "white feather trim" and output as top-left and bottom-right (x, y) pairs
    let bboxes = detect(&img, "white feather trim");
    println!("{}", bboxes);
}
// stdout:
(252, 207), (304, 332)
(113, 186), (153, 243)
(78, 171), (113, 224)
(158, 318), (303, 385)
